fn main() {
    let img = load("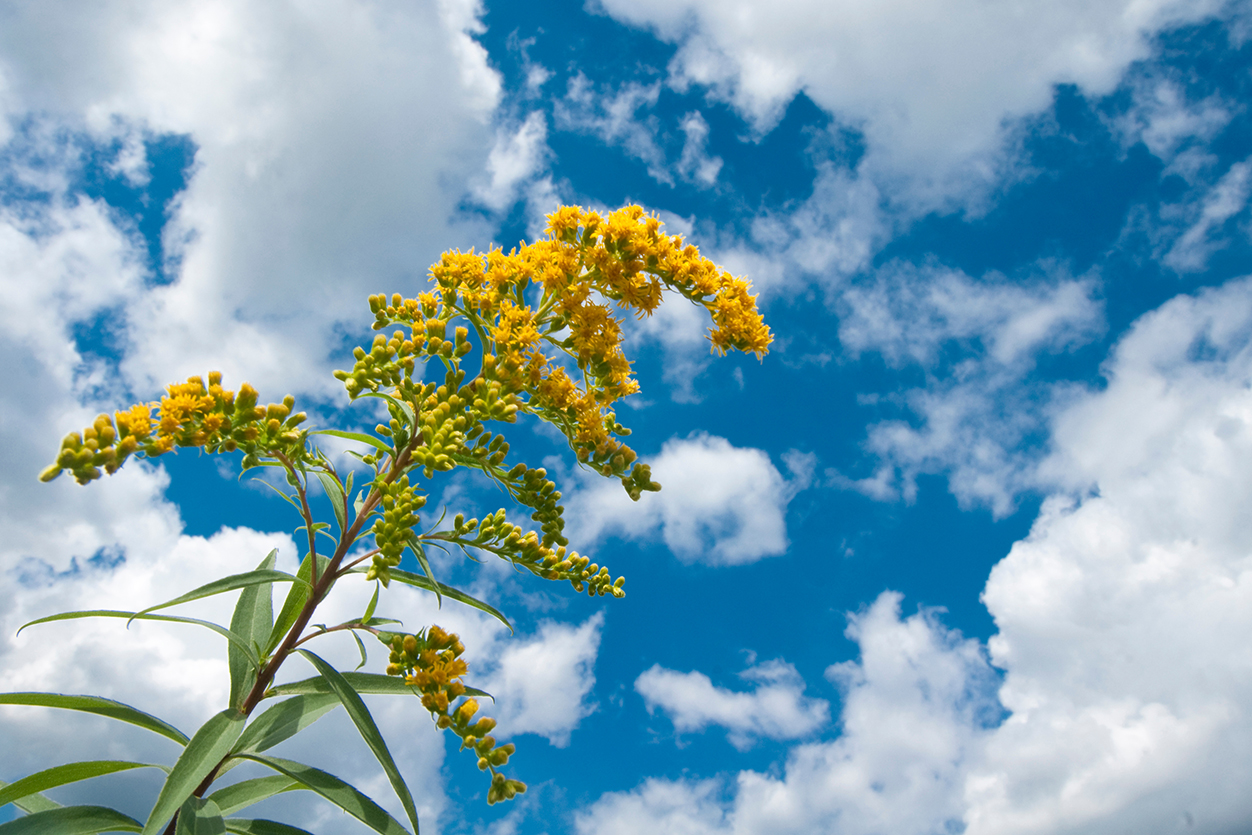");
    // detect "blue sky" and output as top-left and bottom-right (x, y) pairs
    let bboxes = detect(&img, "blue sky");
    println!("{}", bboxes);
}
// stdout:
(3, 2), (1252, 833)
